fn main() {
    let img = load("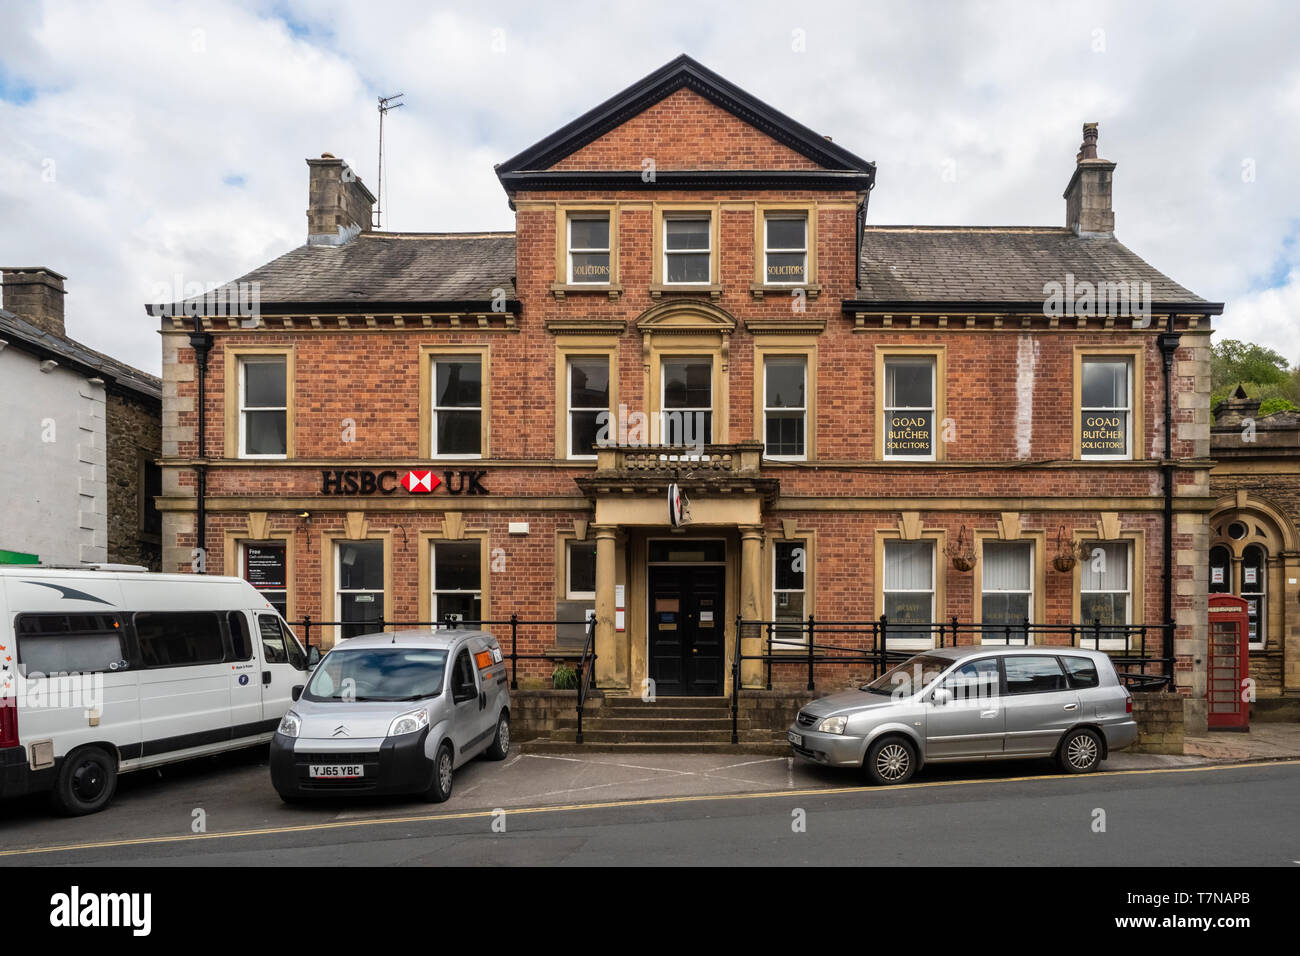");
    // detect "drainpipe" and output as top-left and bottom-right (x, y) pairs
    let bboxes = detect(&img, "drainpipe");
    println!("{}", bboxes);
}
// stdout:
(1157, 314), (1182, 688)
(188, 318), (213, 572)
